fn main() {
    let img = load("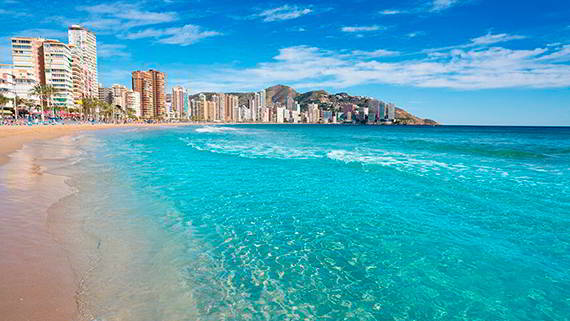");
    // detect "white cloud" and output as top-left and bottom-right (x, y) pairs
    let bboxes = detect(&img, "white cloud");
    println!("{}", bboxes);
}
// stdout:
(257, 5), (312, 22)
(407, 32), (424, 38)
(172, 38), (570, 92)
(98, 43), (130, 58)
(470, 33), (525, 45)
(431, 0), (462, 11)
(424, 32), (526, 53)
(385, 0), (465, 15)
(351, 49), (400, 57)
(76, 2), (178, 31)
(341, 25), (383, 33)
(124, 24), (221, 46)
(379, 10), (402, 15)
(536, 44), (570, 62)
